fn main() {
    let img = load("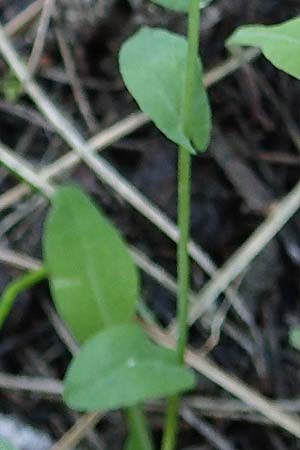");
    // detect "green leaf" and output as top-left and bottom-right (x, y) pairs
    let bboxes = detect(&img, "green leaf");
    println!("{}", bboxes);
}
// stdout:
(119, 27), (211, 153)
(226, 17), (300, 79)
(0, 438), (16, 450)
(289, 326), (300, 351)
(64, 323), (196, 411)
(0, 71), (23, 103)
(150, 0), (213, 13)
(44, 186), (139, 343)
